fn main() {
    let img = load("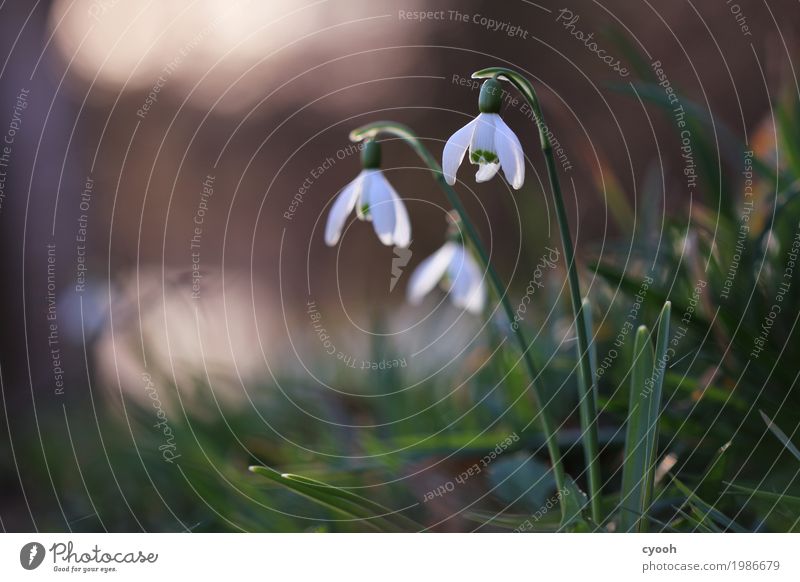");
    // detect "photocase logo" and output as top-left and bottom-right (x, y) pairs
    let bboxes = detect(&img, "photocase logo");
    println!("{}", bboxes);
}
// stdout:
(20, 542), (45, 570)
(389, 244), (413, 292)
